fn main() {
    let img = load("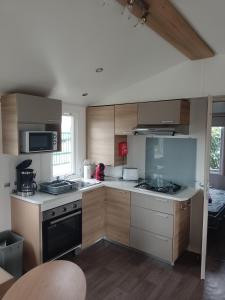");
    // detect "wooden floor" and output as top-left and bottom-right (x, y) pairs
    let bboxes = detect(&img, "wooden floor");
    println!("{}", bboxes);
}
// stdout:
(63, 240), (225, 300)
